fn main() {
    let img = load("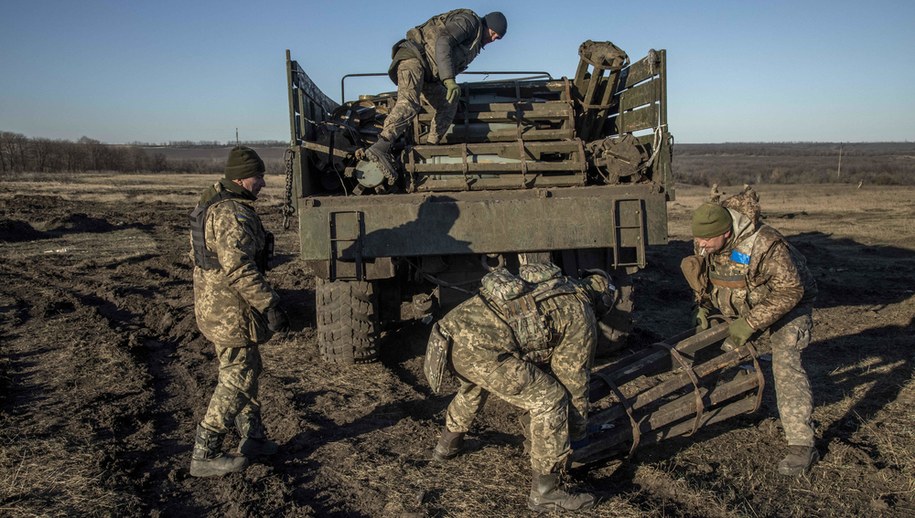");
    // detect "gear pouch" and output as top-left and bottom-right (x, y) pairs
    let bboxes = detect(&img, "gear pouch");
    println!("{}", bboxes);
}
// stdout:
(424, 323), (452, 394)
